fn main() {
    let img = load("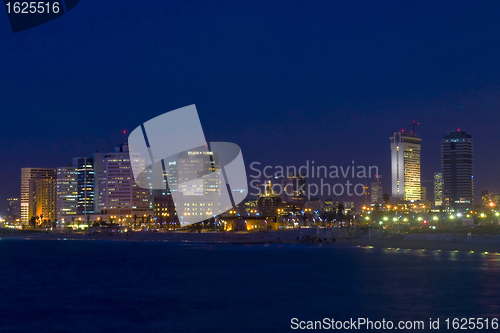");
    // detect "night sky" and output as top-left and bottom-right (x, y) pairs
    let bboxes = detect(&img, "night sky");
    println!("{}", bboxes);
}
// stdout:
(2, 0), (500, 213)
